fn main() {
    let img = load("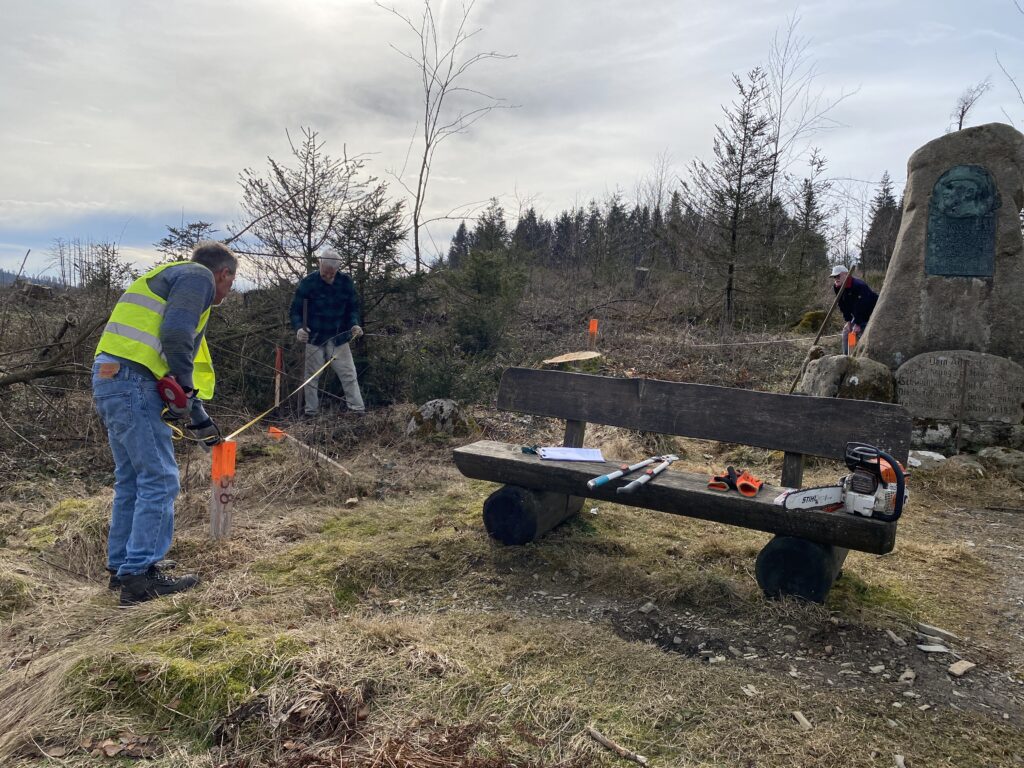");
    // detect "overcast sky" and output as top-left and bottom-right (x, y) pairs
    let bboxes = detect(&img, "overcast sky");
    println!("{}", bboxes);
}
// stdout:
(2, 0), (1023, 277)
